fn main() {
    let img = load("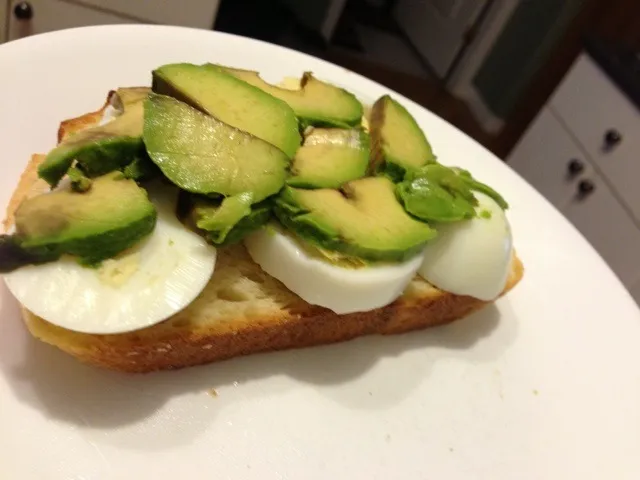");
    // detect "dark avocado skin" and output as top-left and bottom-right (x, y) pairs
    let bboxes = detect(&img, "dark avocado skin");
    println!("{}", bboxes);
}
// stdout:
(0, 214), (156, 273)
(0, 235), (59, 273)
